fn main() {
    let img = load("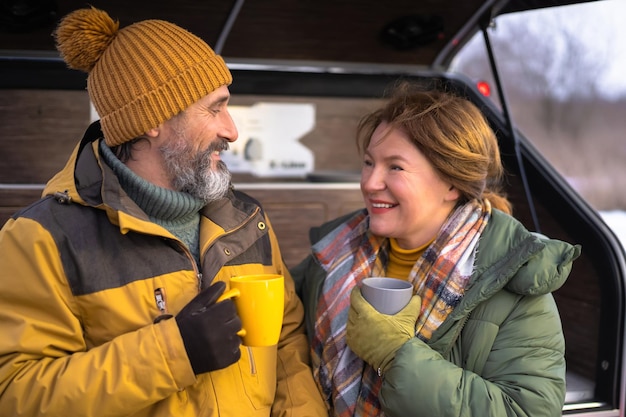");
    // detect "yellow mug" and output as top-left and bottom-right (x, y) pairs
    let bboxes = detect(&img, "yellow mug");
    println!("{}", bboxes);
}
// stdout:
(217, 274), (285, 347)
